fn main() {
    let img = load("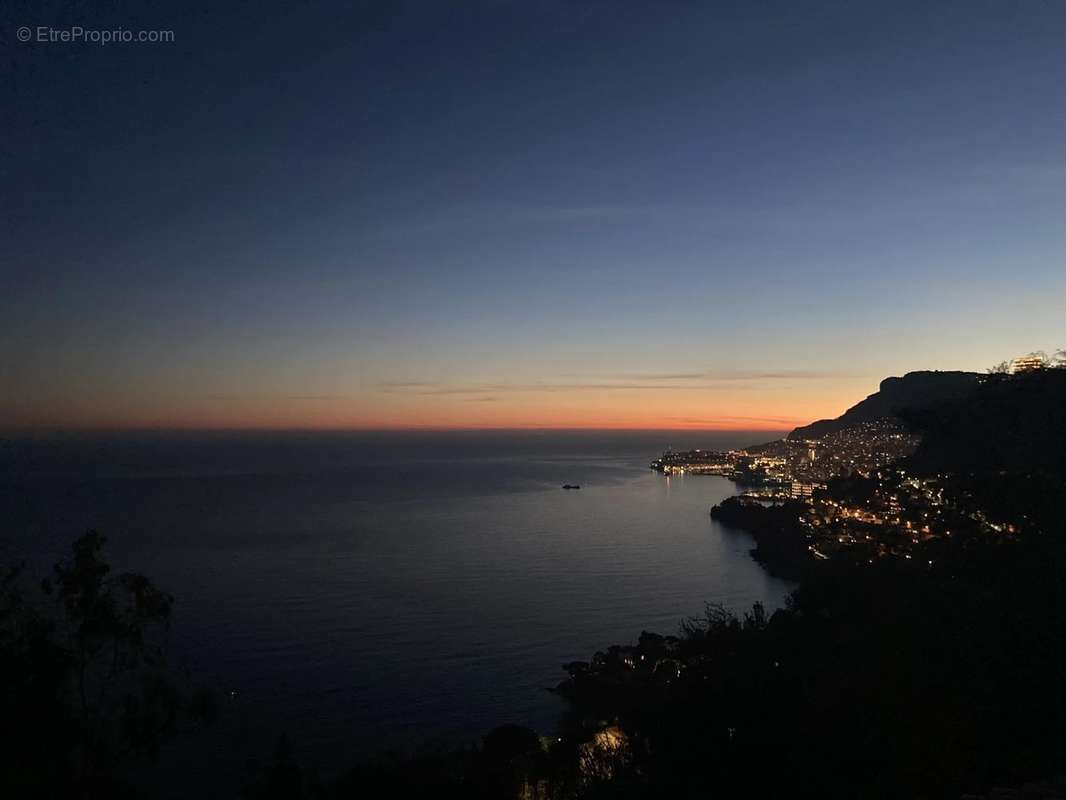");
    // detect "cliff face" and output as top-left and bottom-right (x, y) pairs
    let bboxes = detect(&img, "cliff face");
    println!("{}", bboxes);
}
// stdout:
(788, 370), (980, 440)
